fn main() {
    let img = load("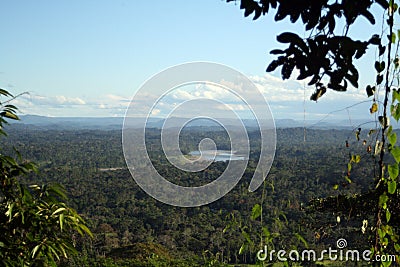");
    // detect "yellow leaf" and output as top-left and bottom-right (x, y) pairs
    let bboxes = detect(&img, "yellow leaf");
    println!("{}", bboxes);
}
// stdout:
(370, 103), (378, 114)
